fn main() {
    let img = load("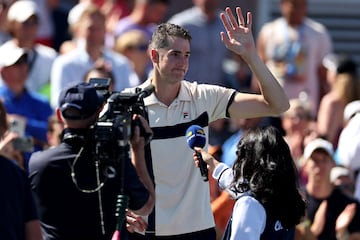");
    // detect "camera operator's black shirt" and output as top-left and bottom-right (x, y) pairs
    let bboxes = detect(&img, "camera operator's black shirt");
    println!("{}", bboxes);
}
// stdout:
(28, 128), (150, 240)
